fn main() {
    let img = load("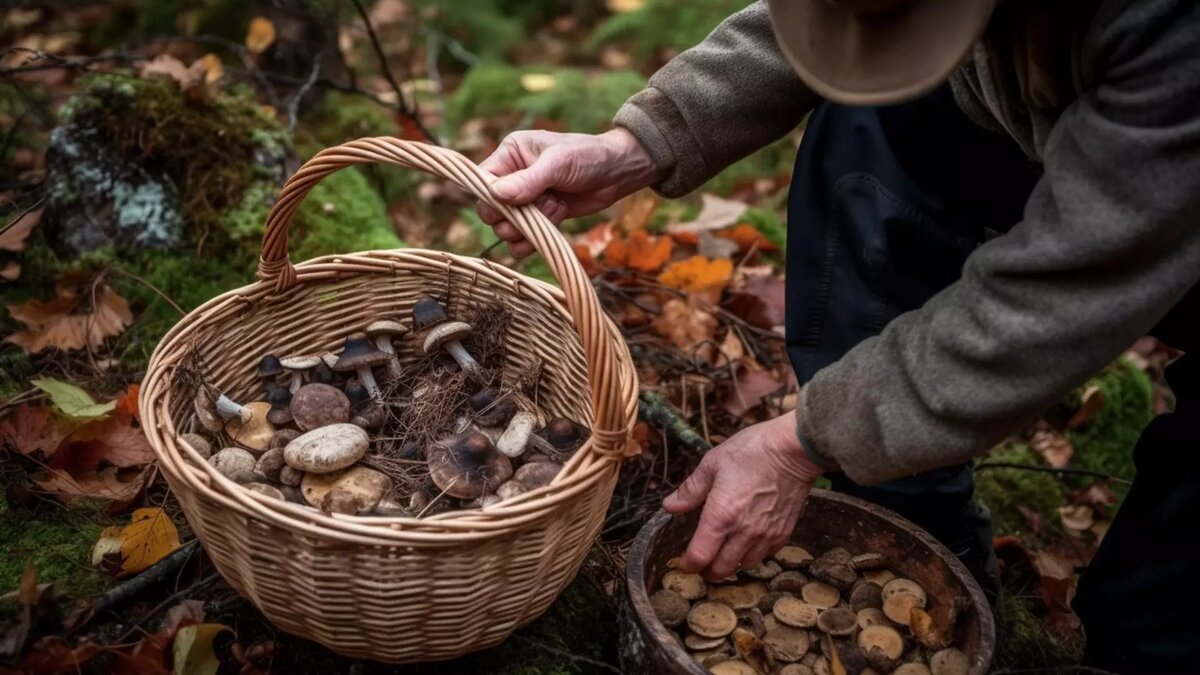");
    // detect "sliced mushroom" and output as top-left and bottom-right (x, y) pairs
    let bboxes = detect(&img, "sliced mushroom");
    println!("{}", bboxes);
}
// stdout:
(743, 559), (782, 580)
(800, 582), (840, 609)
(265, 384), (293, 426)
(332, 333), (390, 399)
(365, 320), (408, 380)
(244, 482), (284, 500)
(881, 578), (928, 625)
(258, 354), (283, 392)
(779, 664), (815, 675)
(684, 633), (726, 651)
(279, 465), (303, 486)
(301, 466), (393, 515)
(736, 608), (766, 639)
(773, 545), (814, 570)
(269, 428), (300, 450)
(688, 602), (738, 638)
(882, 578), (927, 603)
(856, 608), (888, 630)
(809, 558), (857, 589)
(650, 589), (690, 628)
(858, 625), (905, 671)
(283, 423), (369, 474)
(290, 383), (351, 431)
(894, 664), (933, 675)
(772, 597), (819, 628)
(708, 582), (768, 611)
(821, 547), (853, 564)
(513, 461), (561, 491)
(708, 661), (757, 675)
(496, 410), (536, 458)
(762, 613), (779, 633)
(255, 447), (286, 482)
(757, 591), (790, 615)
(929, 648), (970, 675)
(426, 432), (513, 499)
(179, 433), (212, 460)
(209, 447), (257, 482)
(279, 355), (321, 393)
(816, 607), (856, 636)
(862, 569), (896, 586)
(769, 571), (809, 594)
(662, 570), (706, 601)
(850, 581), (884, 612)
(763, 625), (810, 663)
(851, 552), (887, 570)
(224, 401), (276, 453)
(468, 388), (517, 427)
